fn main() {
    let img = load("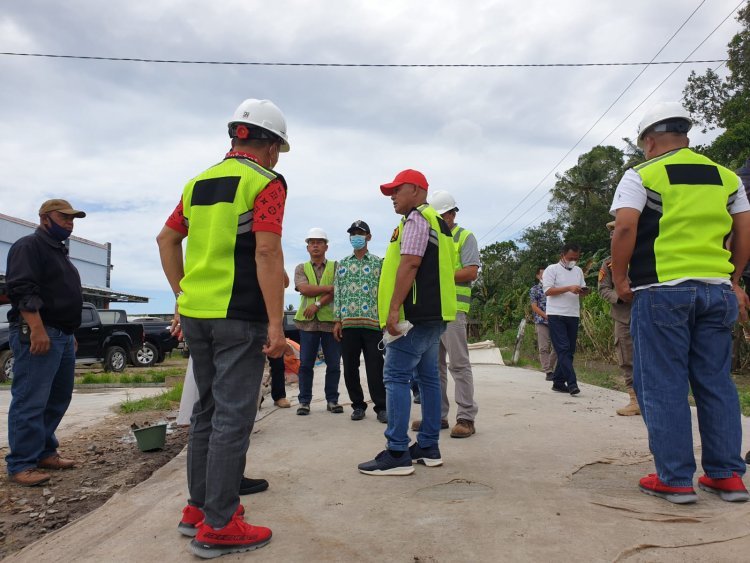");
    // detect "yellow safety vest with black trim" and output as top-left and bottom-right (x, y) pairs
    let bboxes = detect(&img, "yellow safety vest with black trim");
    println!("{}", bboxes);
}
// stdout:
(378, 204), (457, 327)
(452, 225), (473, 313)
(294, 261), (335, 322)
(630, 148), (739, 286)
(178, 157), (284, 320)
